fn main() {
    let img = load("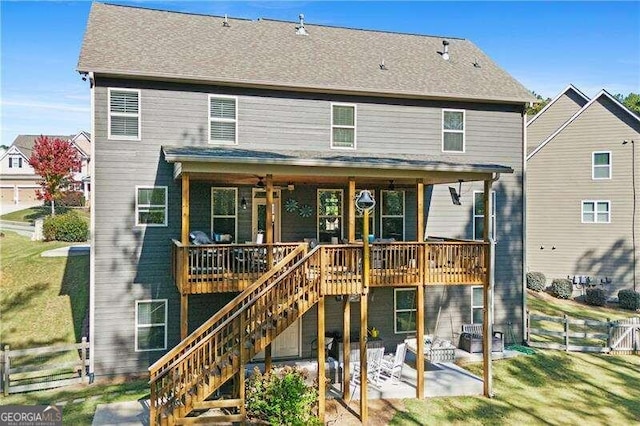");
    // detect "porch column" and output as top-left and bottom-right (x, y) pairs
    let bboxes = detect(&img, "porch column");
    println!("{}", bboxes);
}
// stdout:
(265, 174), (274, 371)
(348, 177), (356, 242)
(317, 296), (326, 423)
(359, 292), (368, 424)
(416, 285), (425, 399)
(180, 173), (190, 340)
(417, 179), (425, 242)
(342, 298), (351, 401)
(483, 179), (494, 397)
